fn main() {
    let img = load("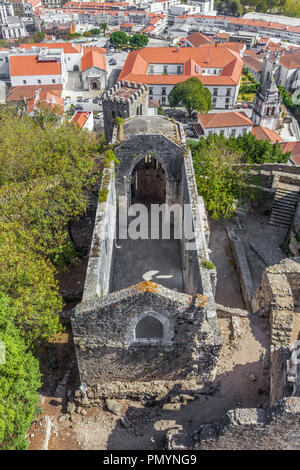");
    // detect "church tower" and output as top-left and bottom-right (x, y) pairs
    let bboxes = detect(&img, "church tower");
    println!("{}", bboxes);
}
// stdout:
(252, 59), (281, 131)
